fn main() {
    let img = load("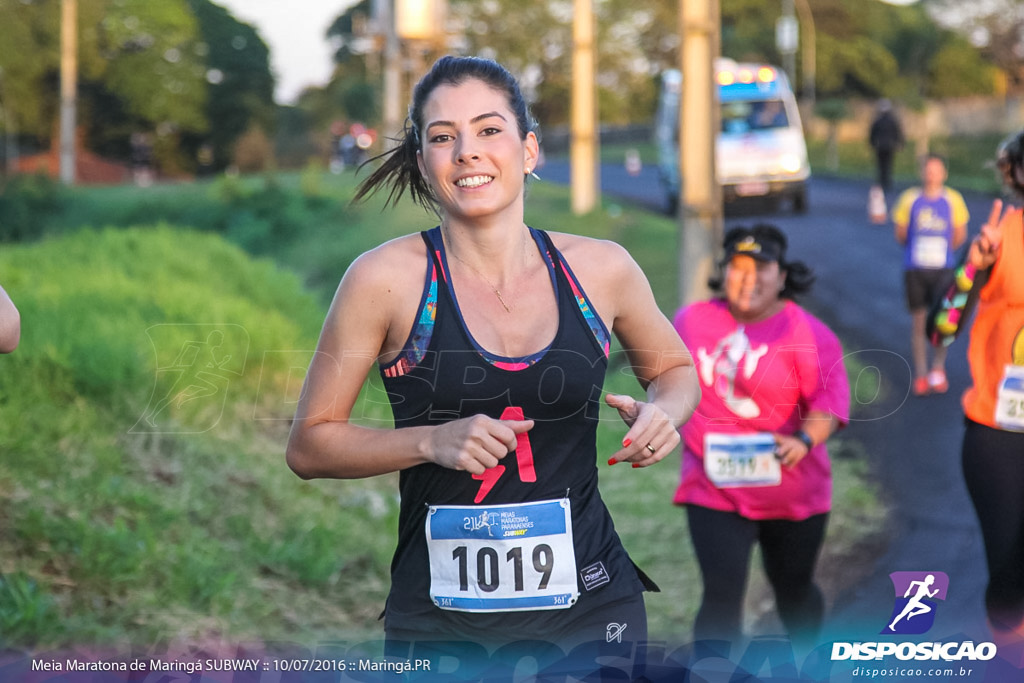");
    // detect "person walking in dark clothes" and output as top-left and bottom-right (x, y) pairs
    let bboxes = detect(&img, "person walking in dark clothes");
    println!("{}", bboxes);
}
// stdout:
(869, 99), (904, 195)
